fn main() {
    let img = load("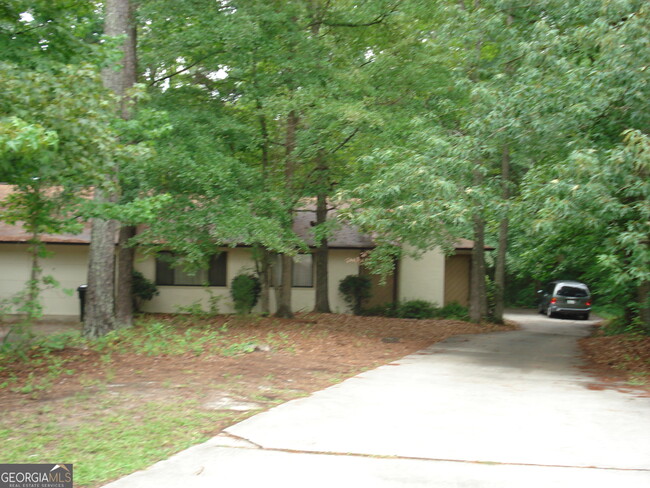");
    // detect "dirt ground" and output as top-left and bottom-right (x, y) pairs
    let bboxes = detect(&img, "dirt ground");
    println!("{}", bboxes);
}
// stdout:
(579, 329), (650, 395)
(1, 314), (648, 411)
(0, 314), (519, 417)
